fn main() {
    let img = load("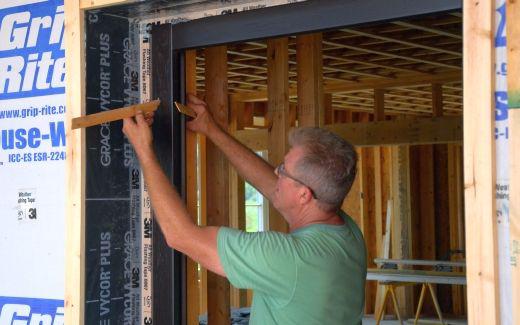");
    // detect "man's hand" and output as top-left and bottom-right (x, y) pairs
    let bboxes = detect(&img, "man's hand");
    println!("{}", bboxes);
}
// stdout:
(186, 93), (219, 136)
(123, 111), (155, 158)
